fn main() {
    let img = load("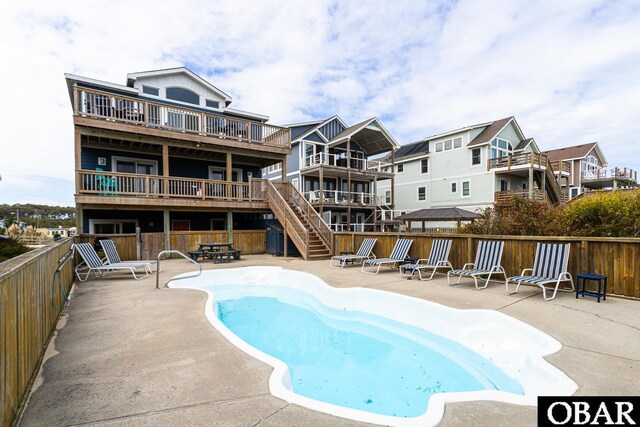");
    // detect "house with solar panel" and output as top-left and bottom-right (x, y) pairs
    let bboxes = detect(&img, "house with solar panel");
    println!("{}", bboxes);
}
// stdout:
(542, 142), (637, 199)
(377, 117), (566, 226)
(261, 116), (399, 231)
